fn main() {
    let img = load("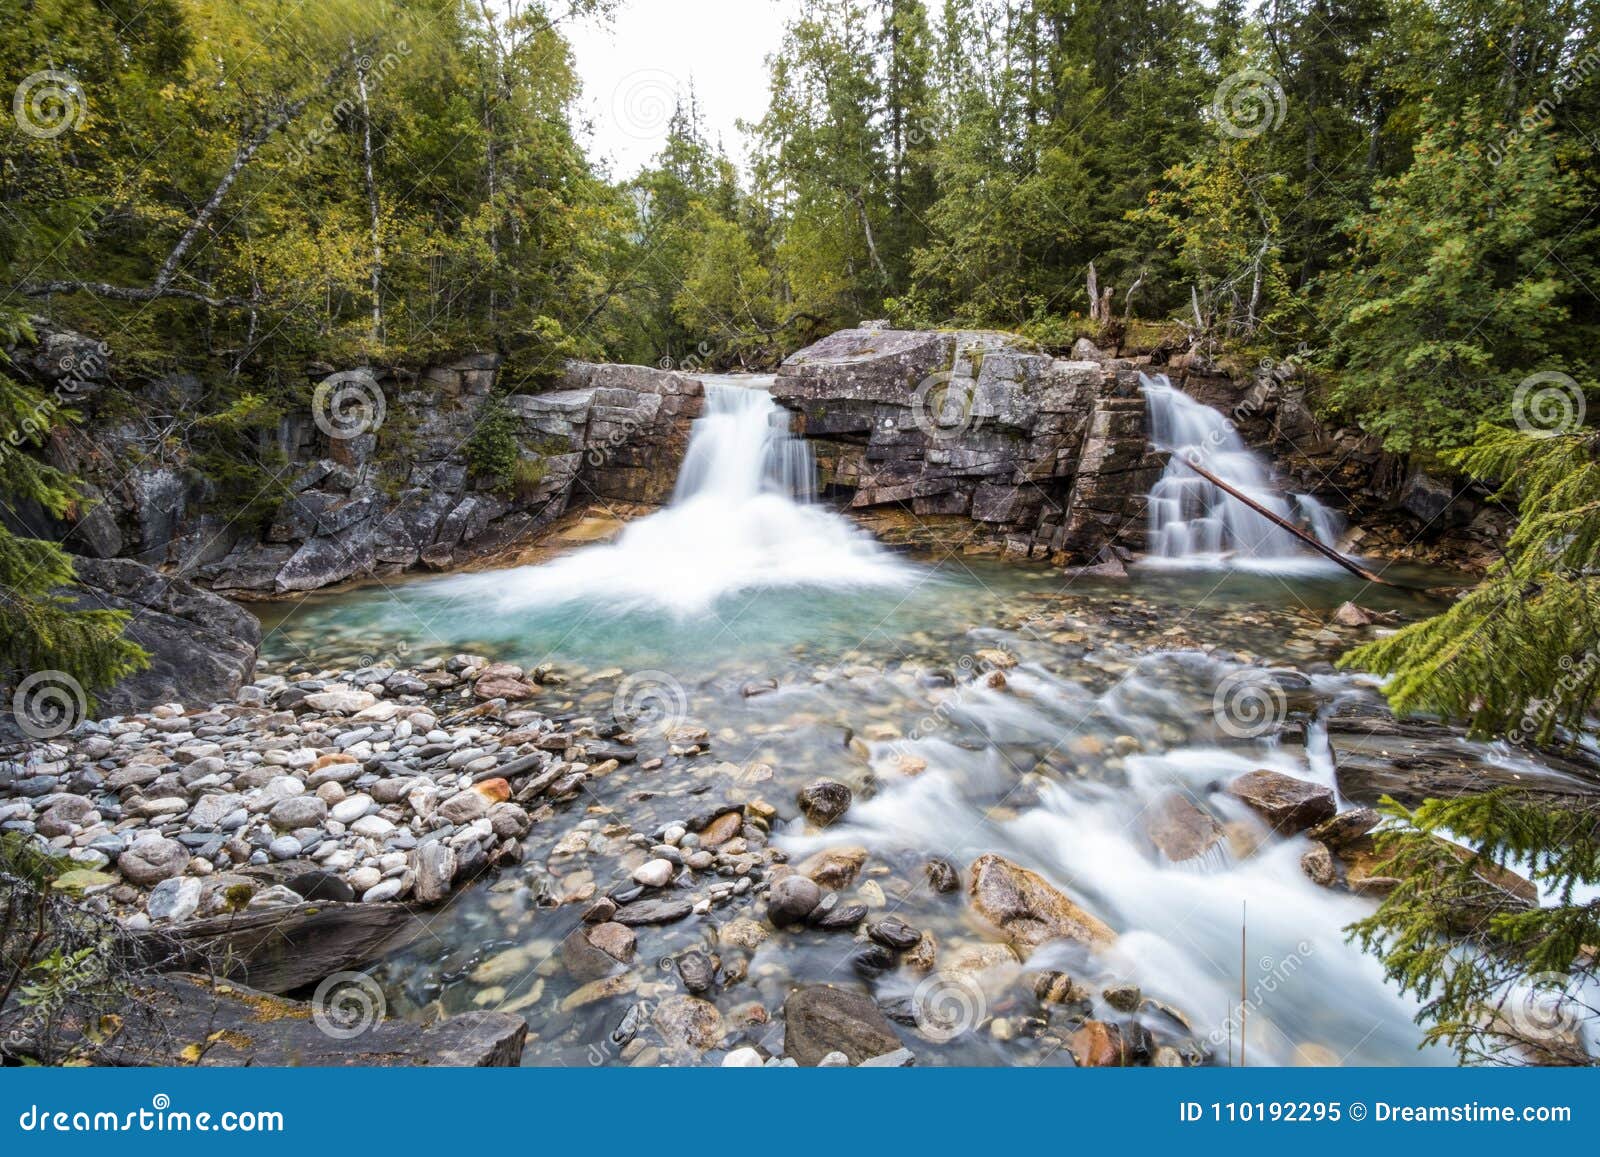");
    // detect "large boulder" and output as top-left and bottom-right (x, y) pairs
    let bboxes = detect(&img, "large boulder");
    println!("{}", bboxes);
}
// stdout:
(783, 985), (903, 1066)
(60, 556), (260, 717)
(967, 853), (1115, 951)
